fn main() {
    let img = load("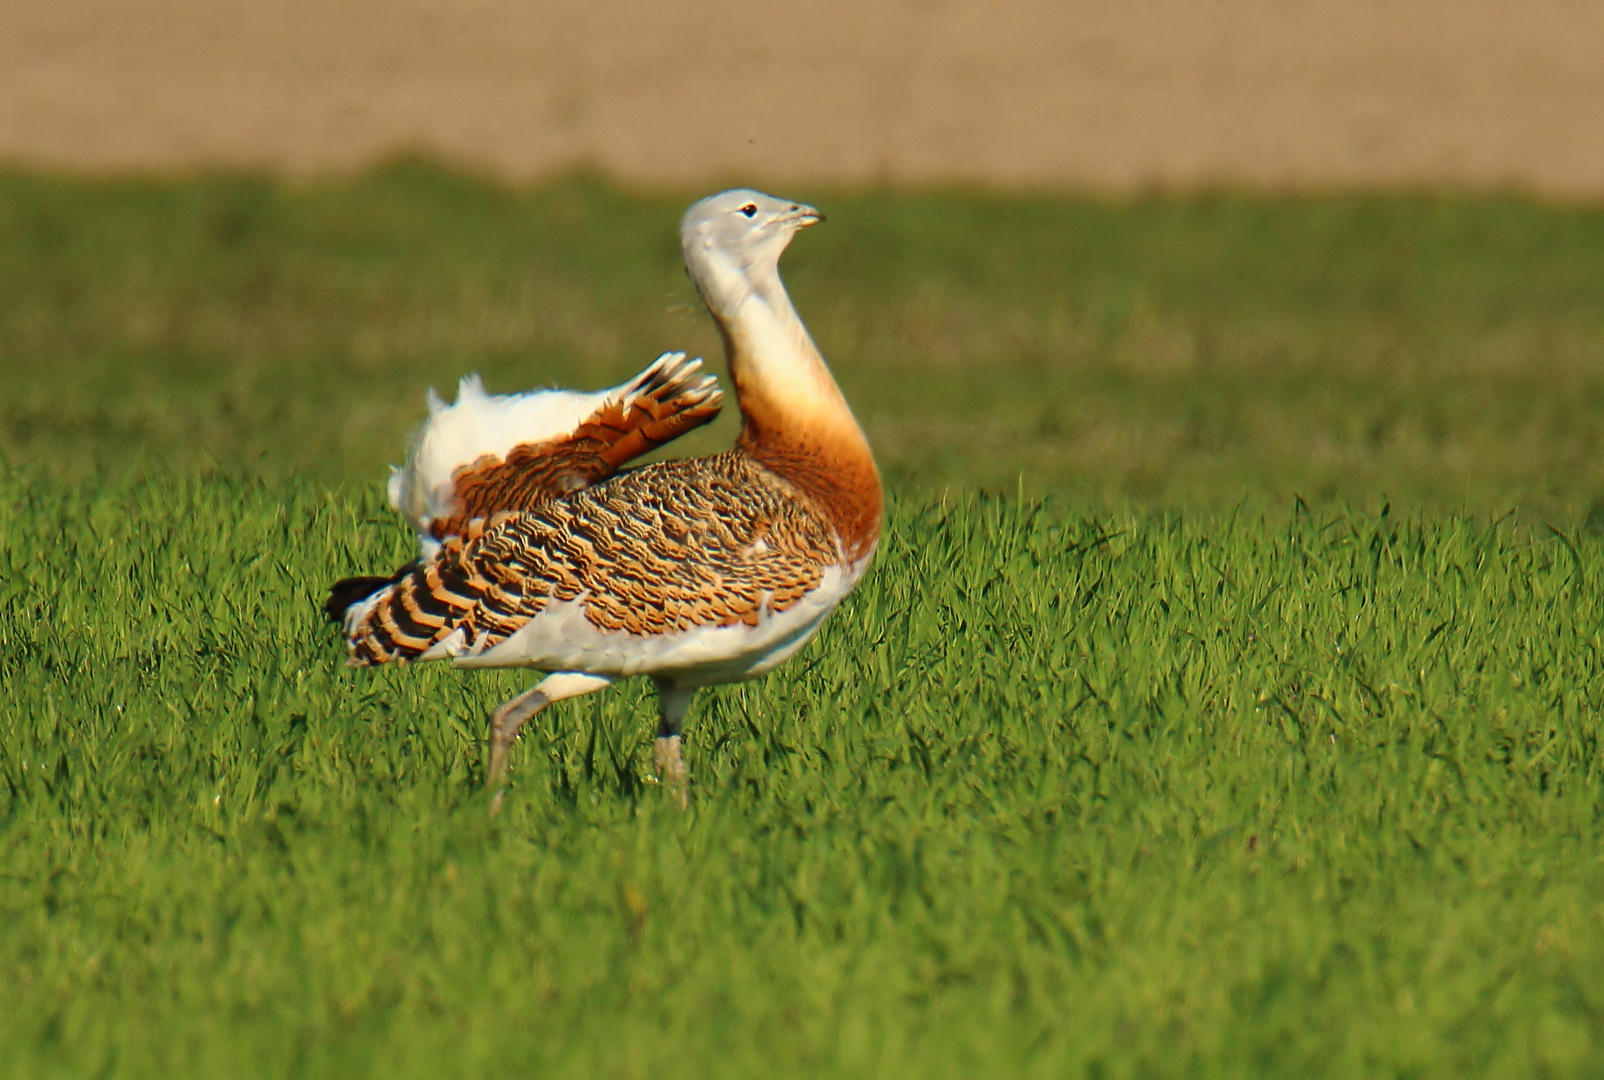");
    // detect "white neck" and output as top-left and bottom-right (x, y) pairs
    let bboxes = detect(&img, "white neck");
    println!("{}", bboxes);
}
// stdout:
(683, 232), (883, 562)
(688, 247), (860, 442)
